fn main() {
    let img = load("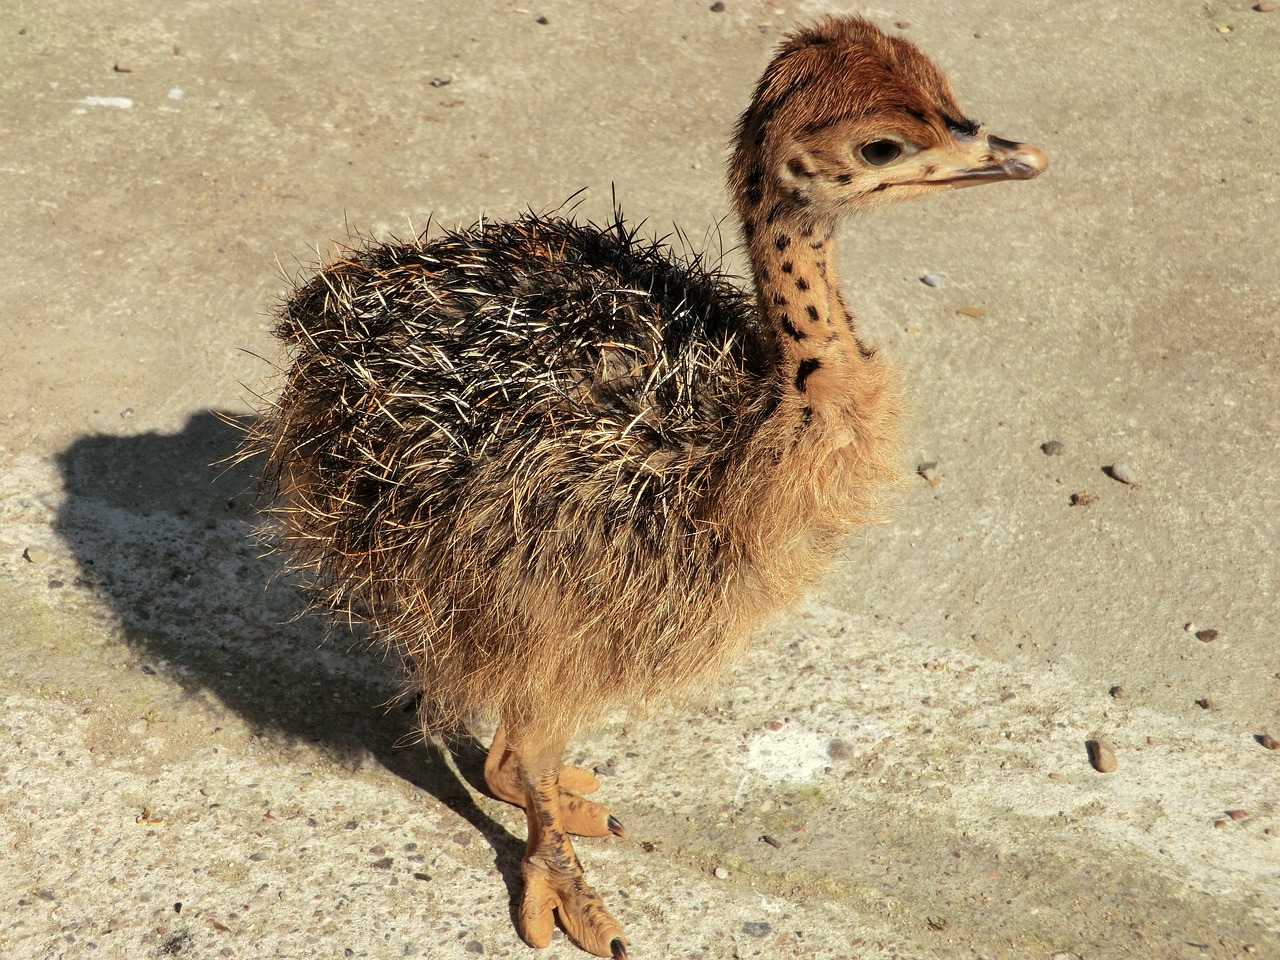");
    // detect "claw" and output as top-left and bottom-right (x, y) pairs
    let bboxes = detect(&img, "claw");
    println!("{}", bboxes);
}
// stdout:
(607, 815), (627, 837)
(611, 937), (628, 960)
